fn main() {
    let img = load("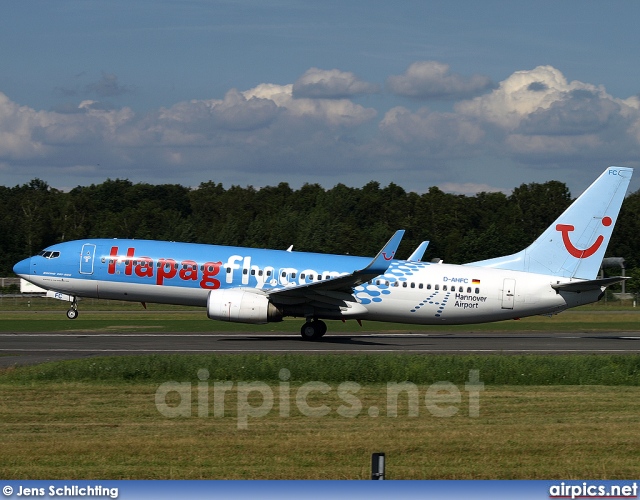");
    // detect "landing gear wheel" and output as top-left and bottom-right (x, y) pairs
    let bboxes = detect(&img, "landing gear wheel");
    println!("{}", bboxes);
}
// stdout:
(66, 308), (78, 320)
(316, 320), (327, 338)
(300, 320), (327, 340)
